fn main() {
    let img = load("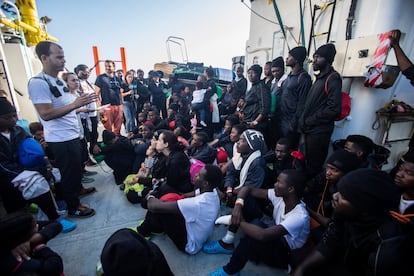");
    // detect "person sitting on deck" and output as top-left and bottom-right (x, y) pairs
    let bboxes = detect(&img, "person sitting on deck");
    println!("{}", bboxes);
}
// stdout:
(187, 131), (217, 164)
(134, 164), (222, 255)
(0, 97), (76, 232)
(0, 212), (64, 276)
(303, 150), (361, 243)
(99, 228), (173, 276)
(93, 130), (135, 185)
(206, 169), (310, 276)
(292, 169), (403, 276)
(221, 129), (266, 205)
(263, 137), (305, 188)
